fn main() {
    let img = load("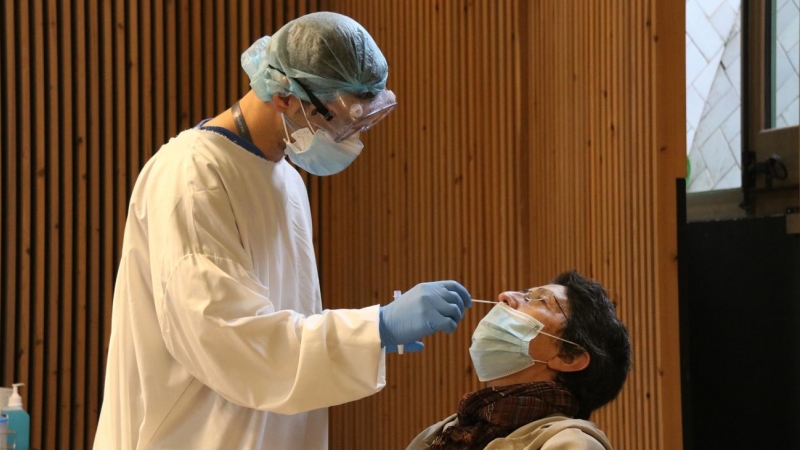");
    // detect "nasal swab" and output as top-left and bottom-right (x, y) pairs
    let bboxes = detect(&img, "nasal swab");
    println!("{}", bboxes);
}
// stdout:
(473, 295), (547, 305)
